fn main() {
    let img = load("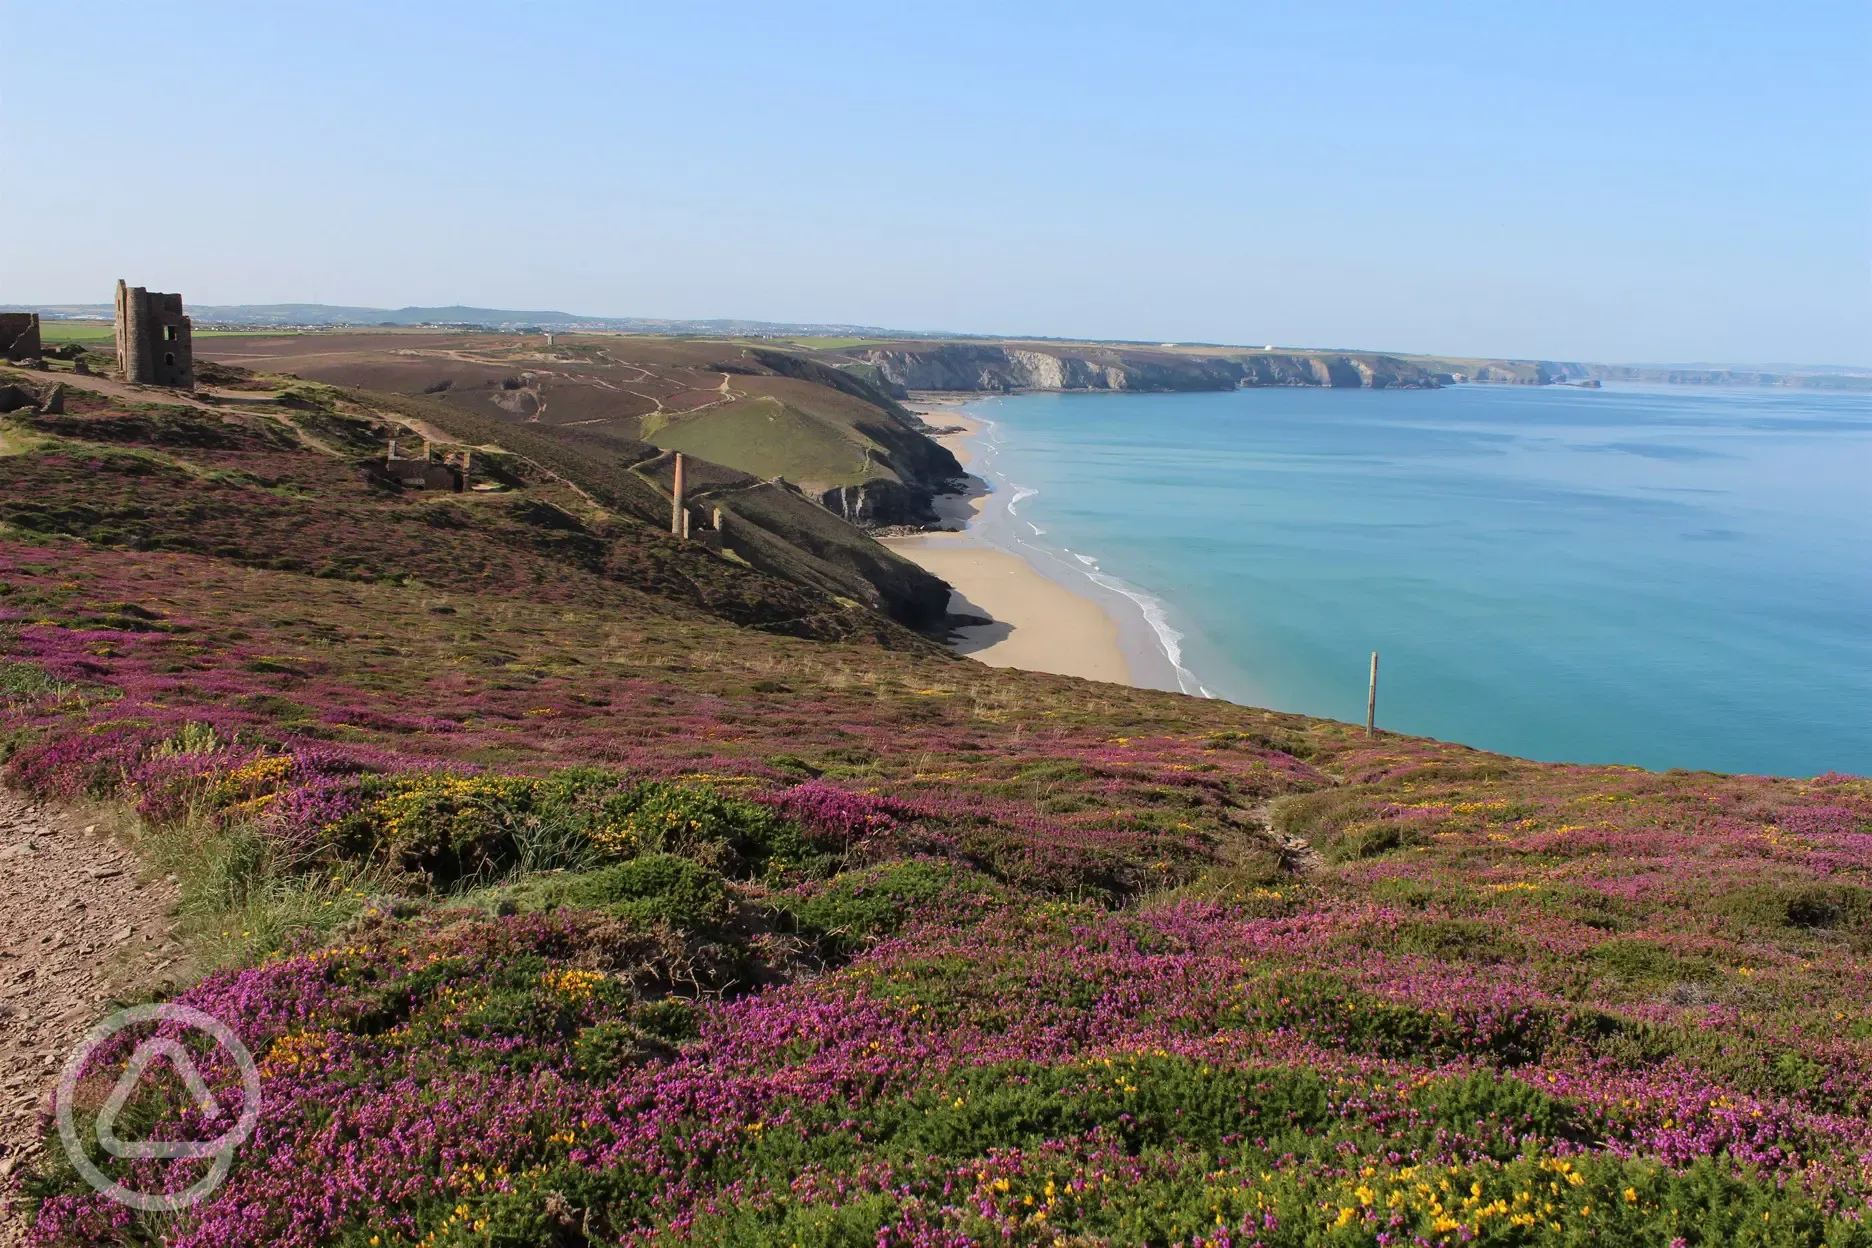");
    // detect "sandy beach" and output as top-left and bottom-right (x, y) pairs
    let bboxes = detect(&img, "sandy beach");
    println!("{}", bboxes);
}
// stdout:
(882, 405), (1135, 685)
